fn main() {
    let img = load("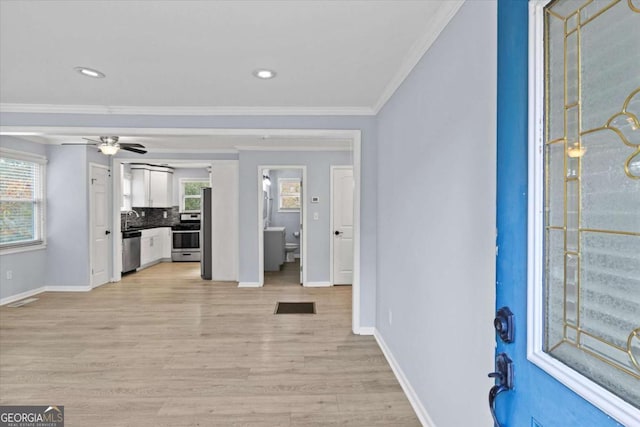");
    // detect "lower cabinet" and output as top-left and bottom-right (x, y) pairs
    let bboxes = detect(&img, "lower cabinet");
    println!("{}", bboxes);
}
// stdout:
(140, 227), (172, 267)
